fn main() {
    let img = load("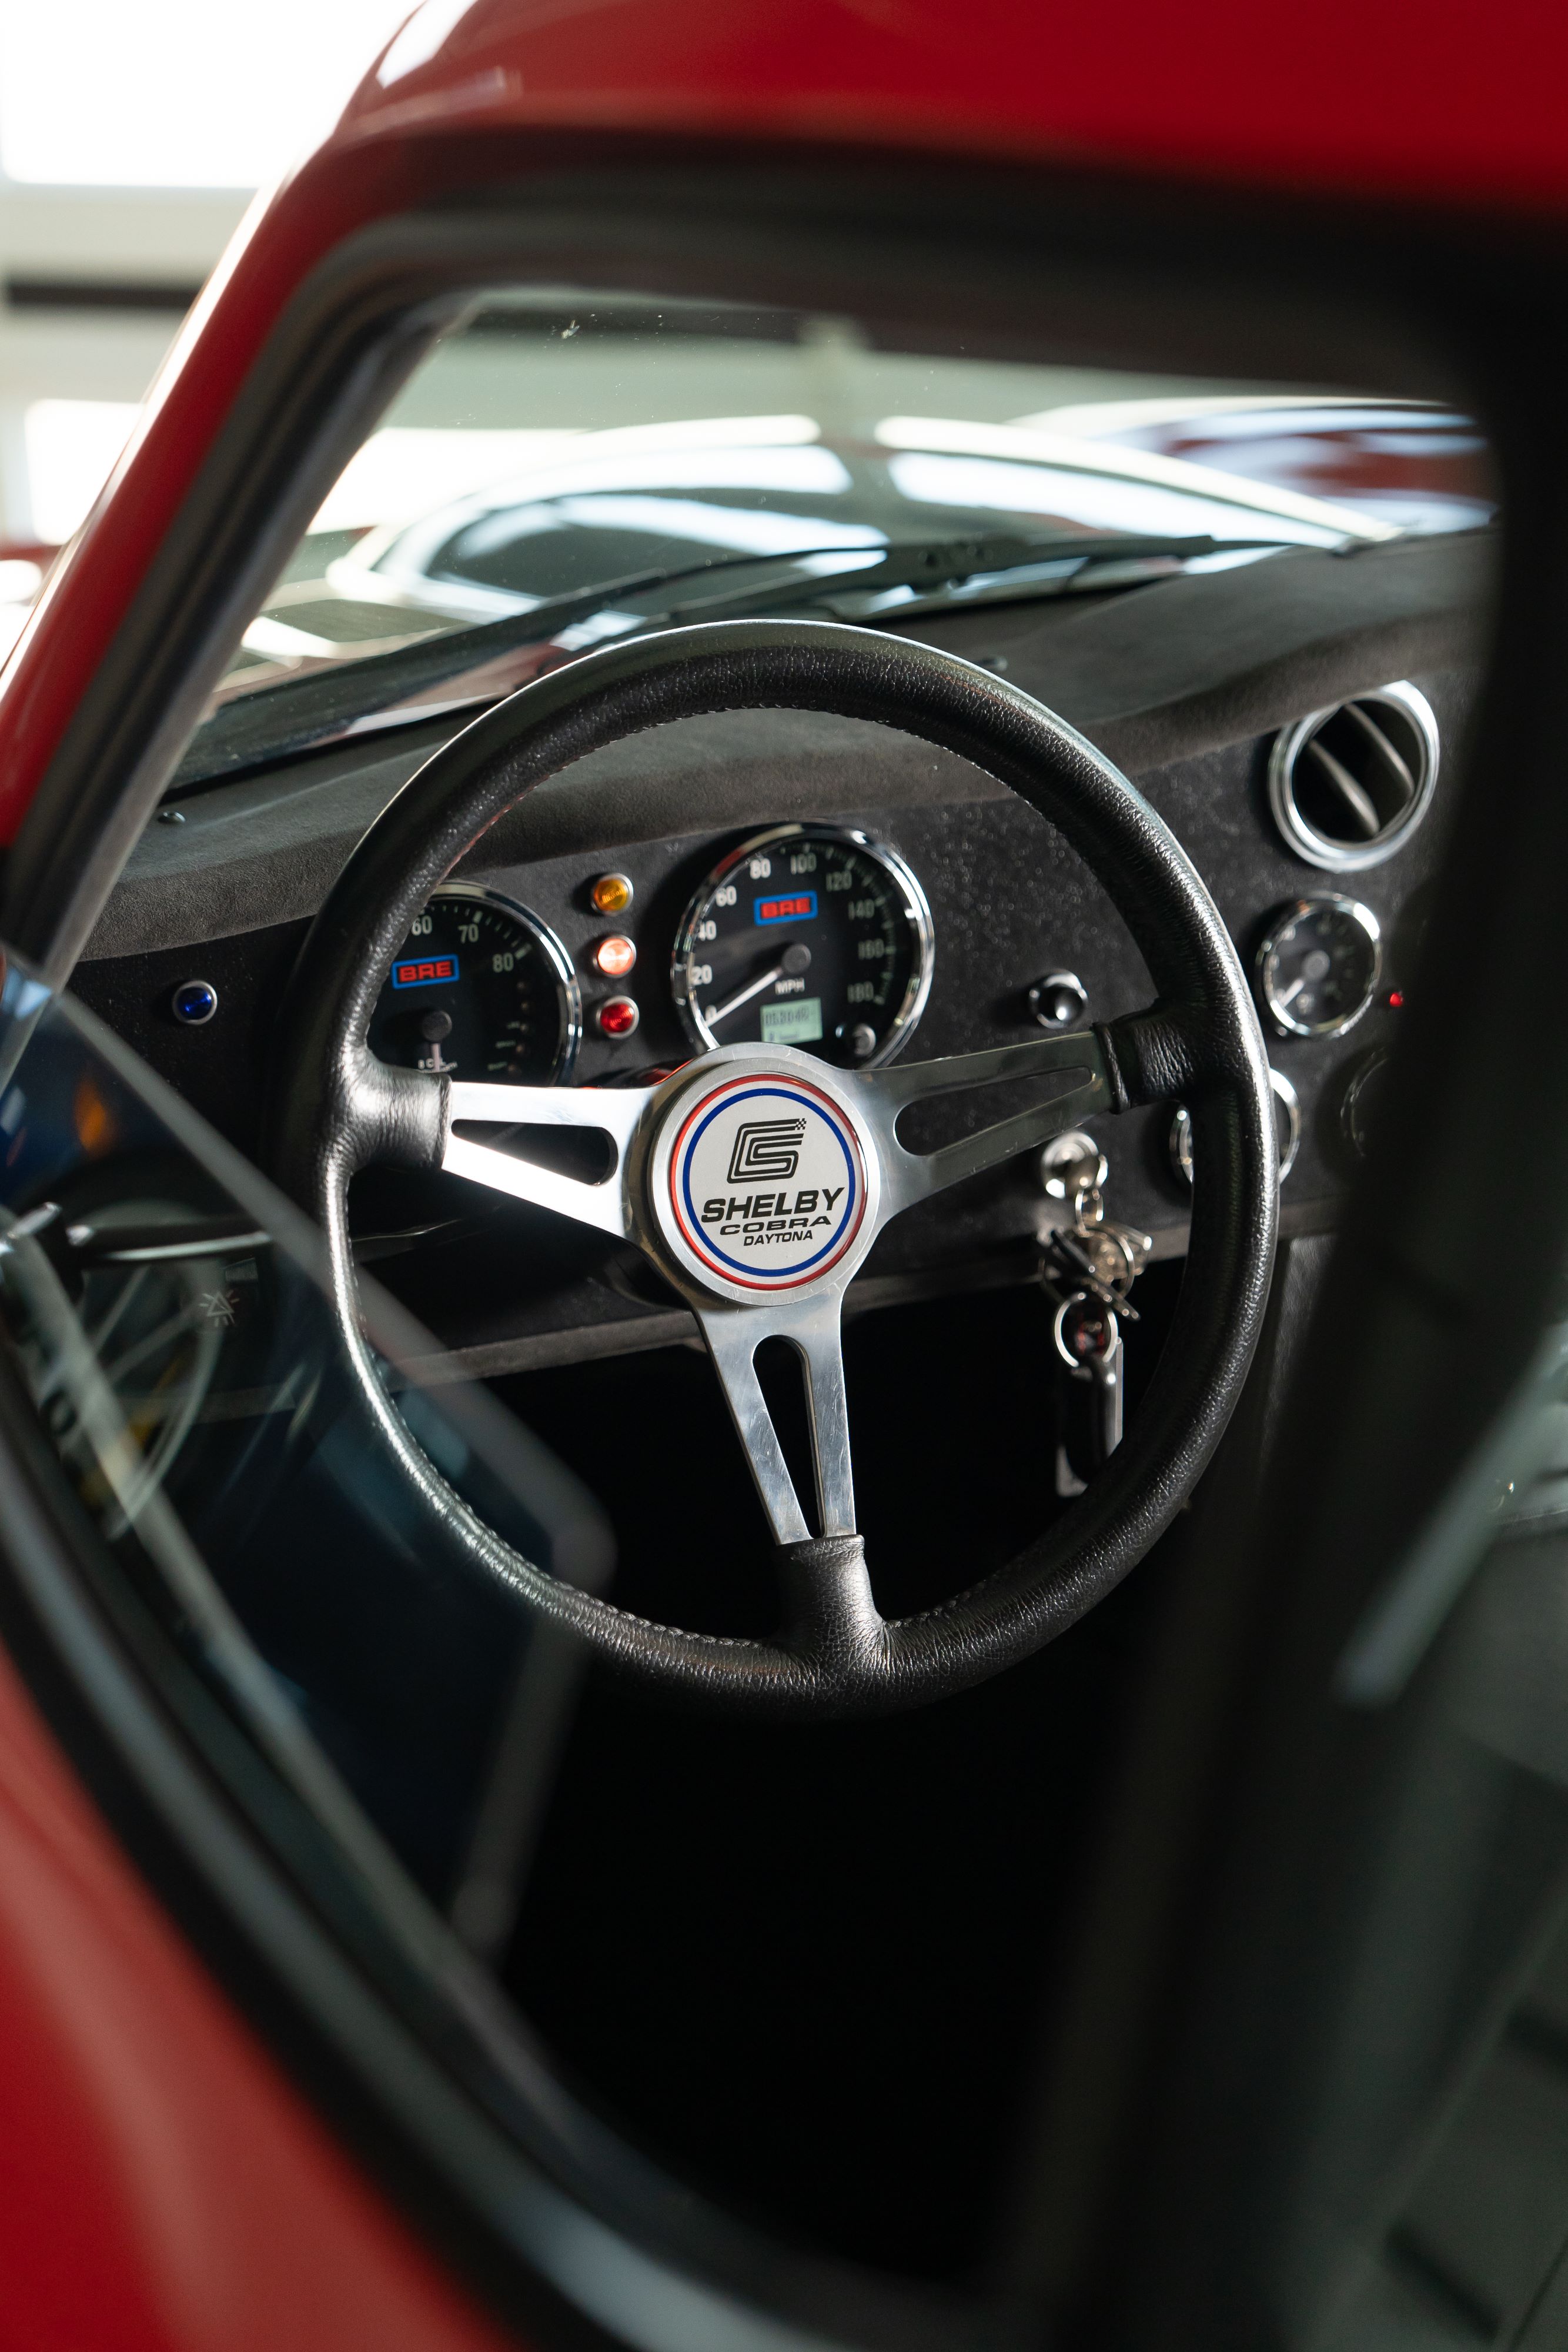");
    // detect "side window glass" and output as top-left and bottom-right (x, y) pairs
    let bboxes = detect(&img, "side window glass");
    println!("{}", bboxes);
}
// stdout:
(0, 958), (610, 1916)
